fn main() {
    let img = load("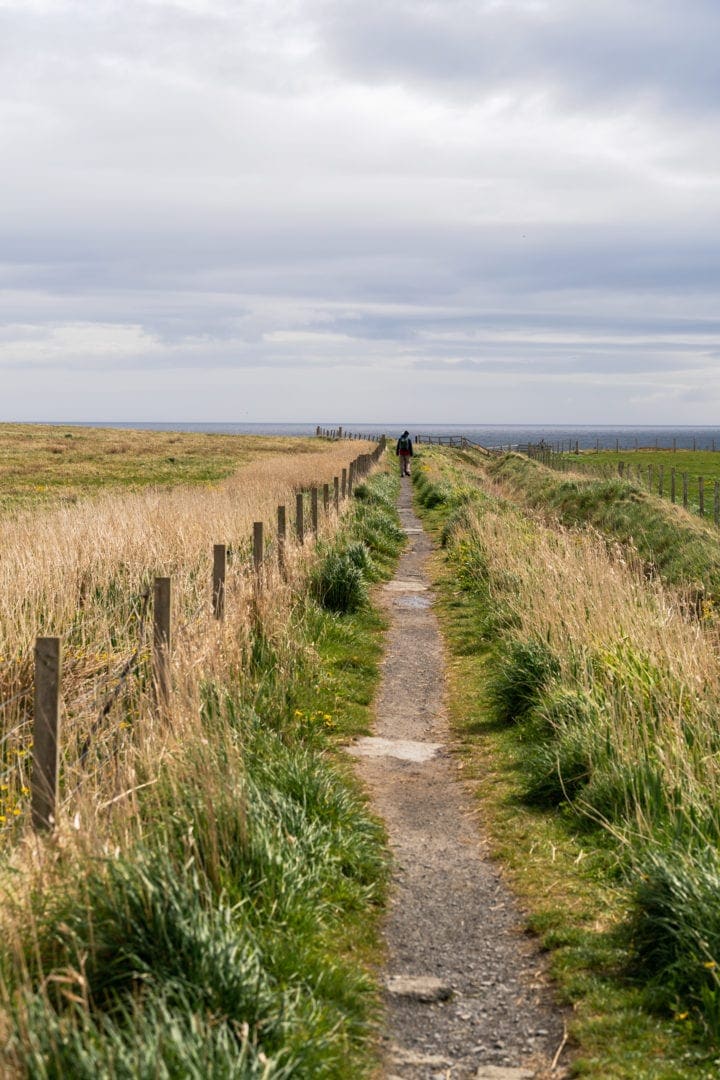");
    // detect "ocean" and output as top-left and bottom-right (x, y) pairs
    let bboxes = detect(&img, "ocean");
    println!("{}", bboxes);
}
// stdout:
(50, 421), (720, 452)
